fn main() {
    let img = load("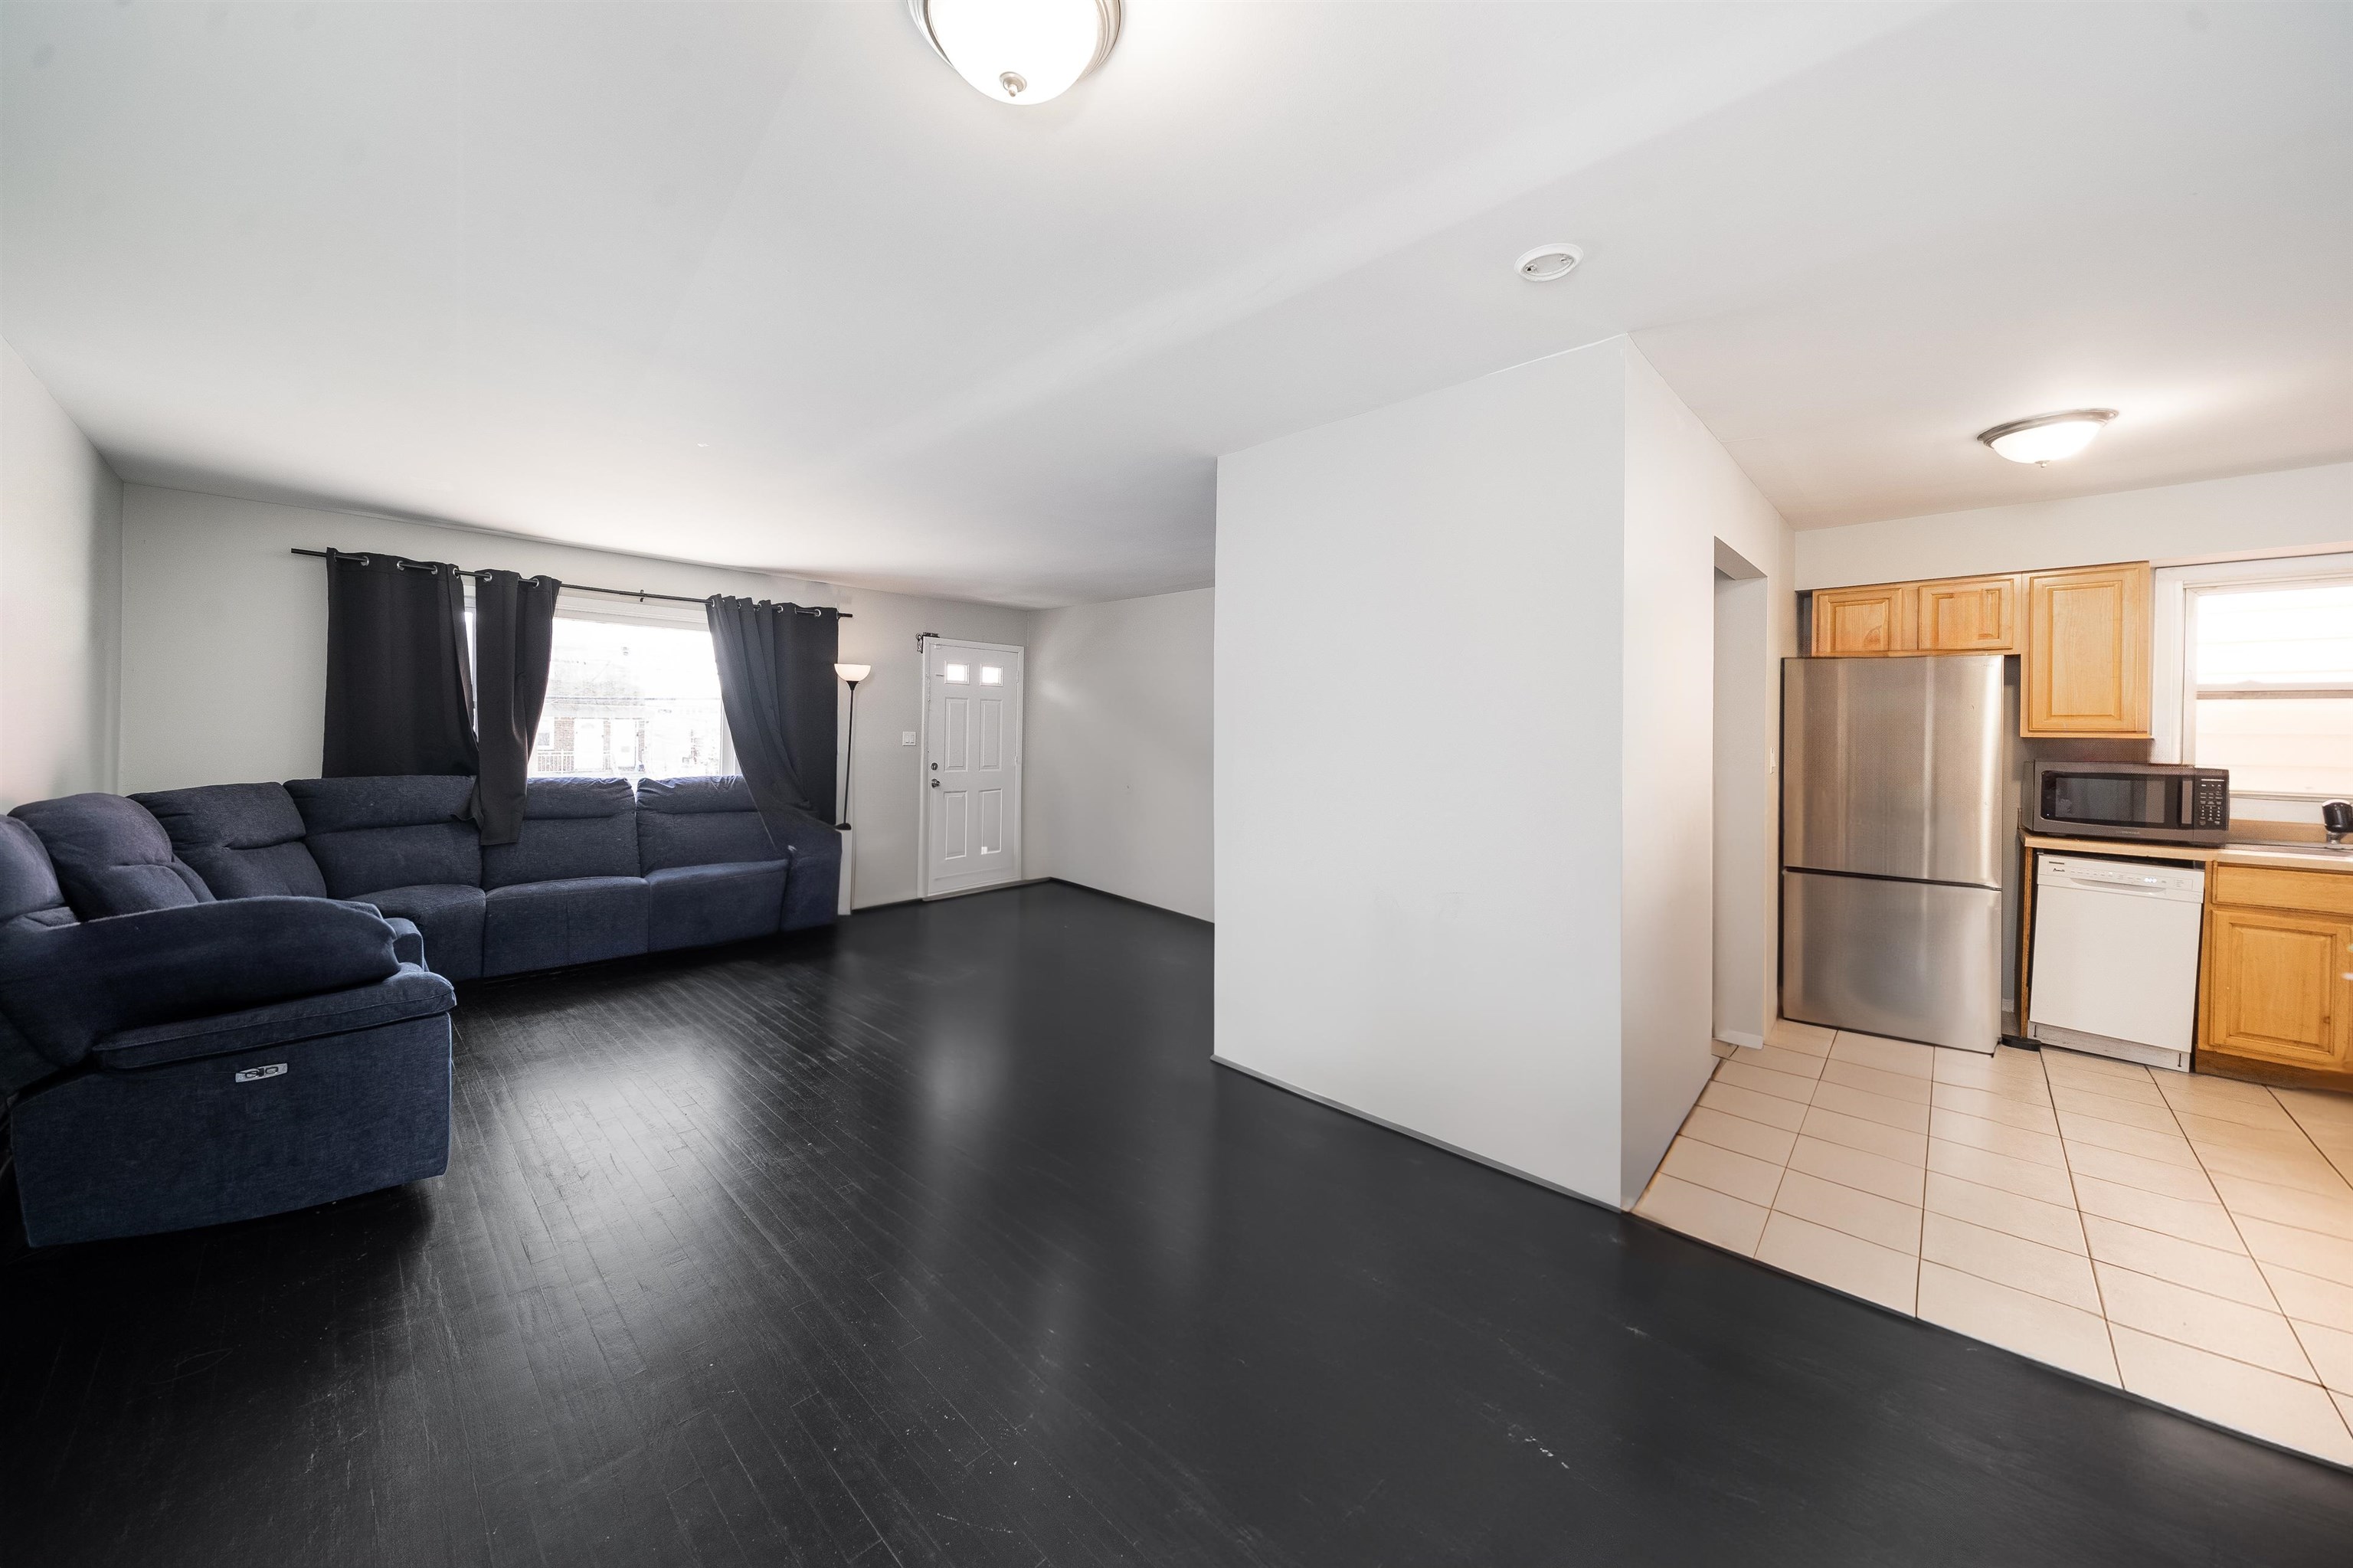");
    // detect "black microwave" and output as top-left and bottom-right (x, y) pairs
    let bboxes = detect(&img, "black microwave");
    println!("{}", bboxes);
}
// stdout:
(2028, 761), (2230, 845)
